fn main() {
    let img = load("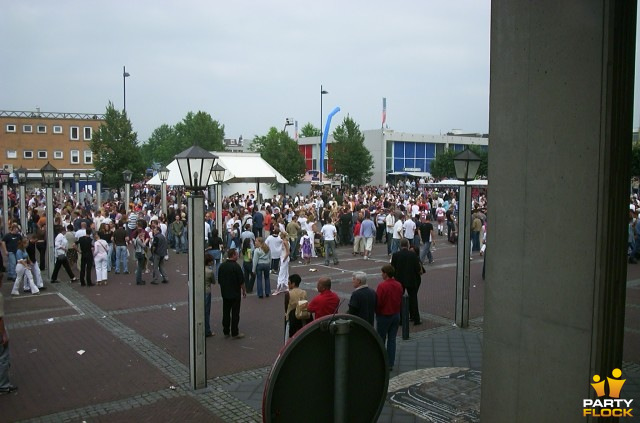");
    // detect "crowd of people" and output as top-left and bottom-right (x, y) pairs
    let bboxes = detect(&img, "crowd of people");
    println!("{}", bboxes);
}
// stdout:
(0, 177), (490, 389)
